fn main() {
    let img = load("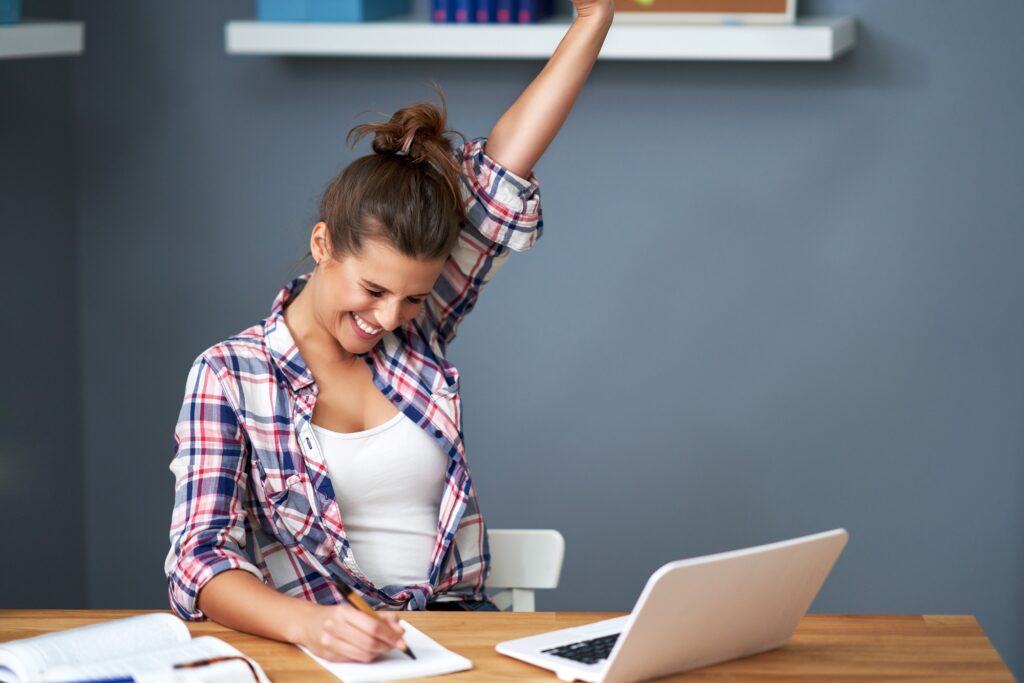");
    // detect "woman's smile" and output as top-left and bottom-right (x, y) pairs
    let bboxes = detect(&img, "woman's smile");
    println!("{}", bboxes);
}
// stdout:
(349, 311), (383, 339)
